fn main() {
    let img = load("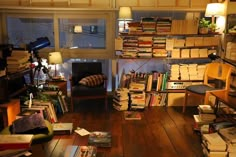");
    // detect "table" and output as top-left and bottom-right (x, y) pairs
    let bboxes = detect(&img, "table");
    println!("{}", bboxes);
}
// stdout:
(46, 80), (67, 96)
(0, 99), (20, 129)
(209, 90), (236, 122)
(210, 90), (236, 110)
